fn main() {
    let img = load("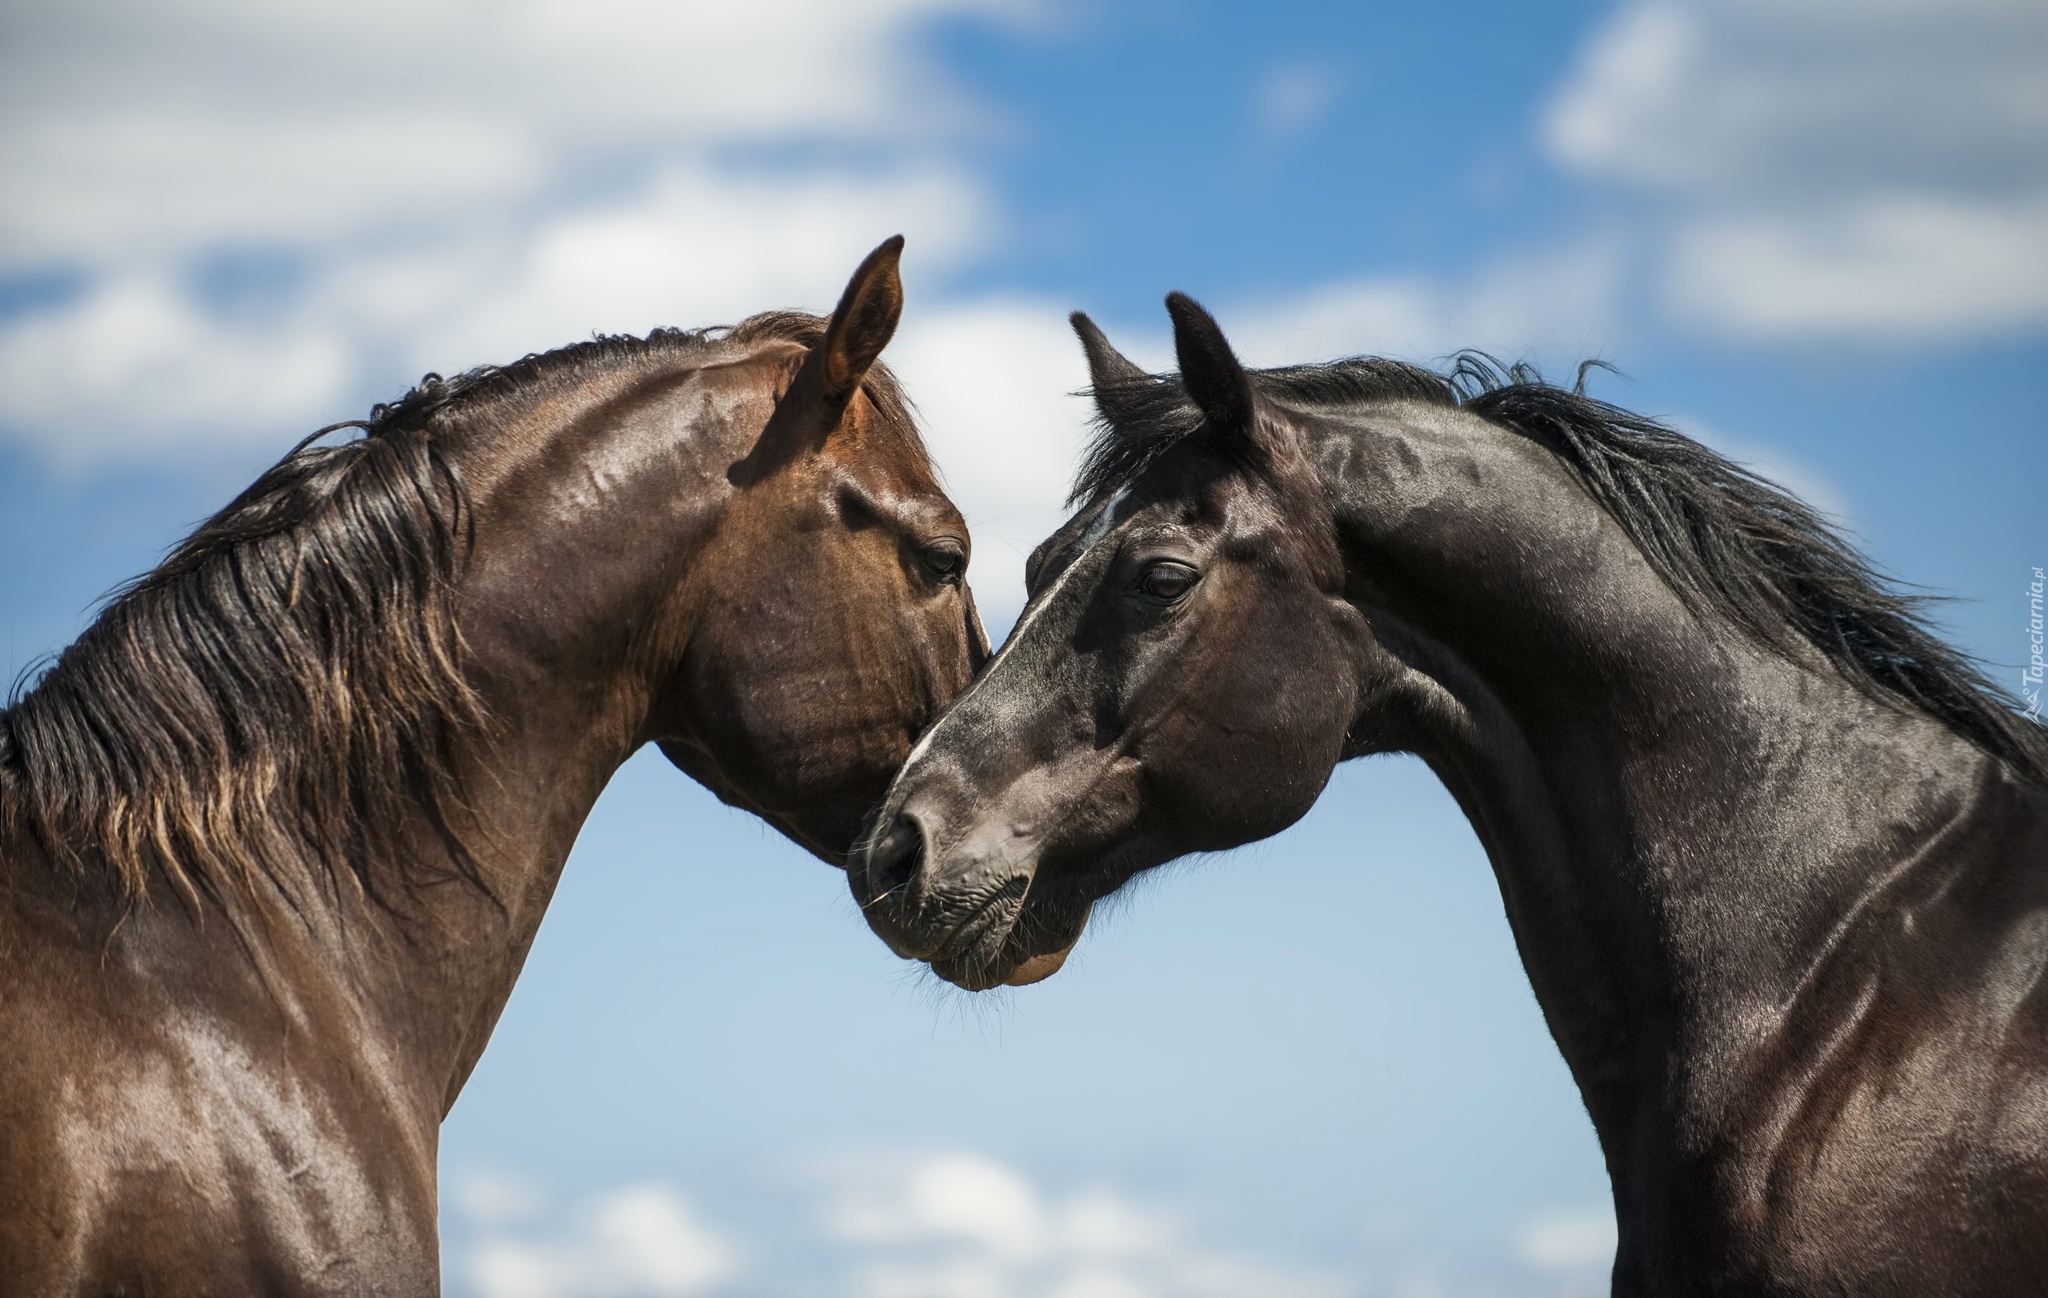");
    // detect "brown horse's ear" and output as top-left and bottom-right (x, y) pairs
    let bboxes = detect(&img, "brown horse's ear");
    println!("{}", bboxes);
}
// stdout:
(1165, 290), (1256, 438)
(808, 234), (906, 424)
(1070, 311), (1158, 430)
(736, 237), (905, 482)
(824, 235), (906, 407)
